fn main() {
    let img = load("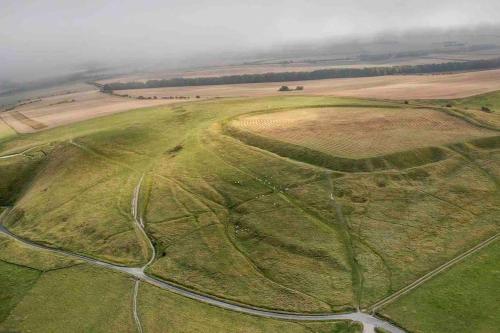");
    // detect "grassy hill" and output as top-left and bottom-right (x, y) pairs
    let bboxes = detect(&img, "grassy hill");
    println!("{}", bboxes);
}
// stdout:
(0, 94), (498, 331)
